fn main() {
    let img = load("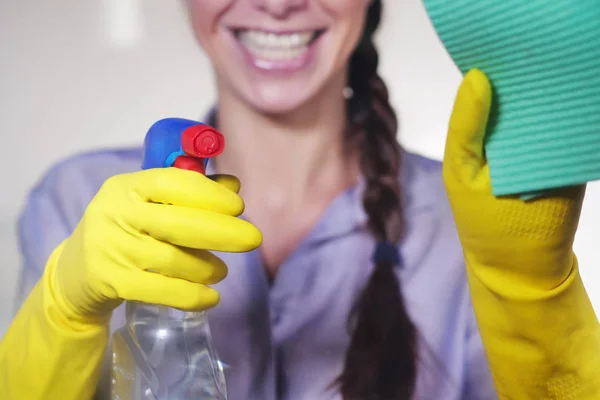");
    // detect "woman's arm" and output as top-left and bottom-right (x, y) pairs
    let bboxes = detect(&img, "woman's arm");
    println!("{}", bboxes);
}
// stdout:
(2, 166), (108, 399)
(0, 246), (109, 400)
(1, 161), (261, 400)
(14, 169), (74, 311)
(444, 69), (600, 399)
